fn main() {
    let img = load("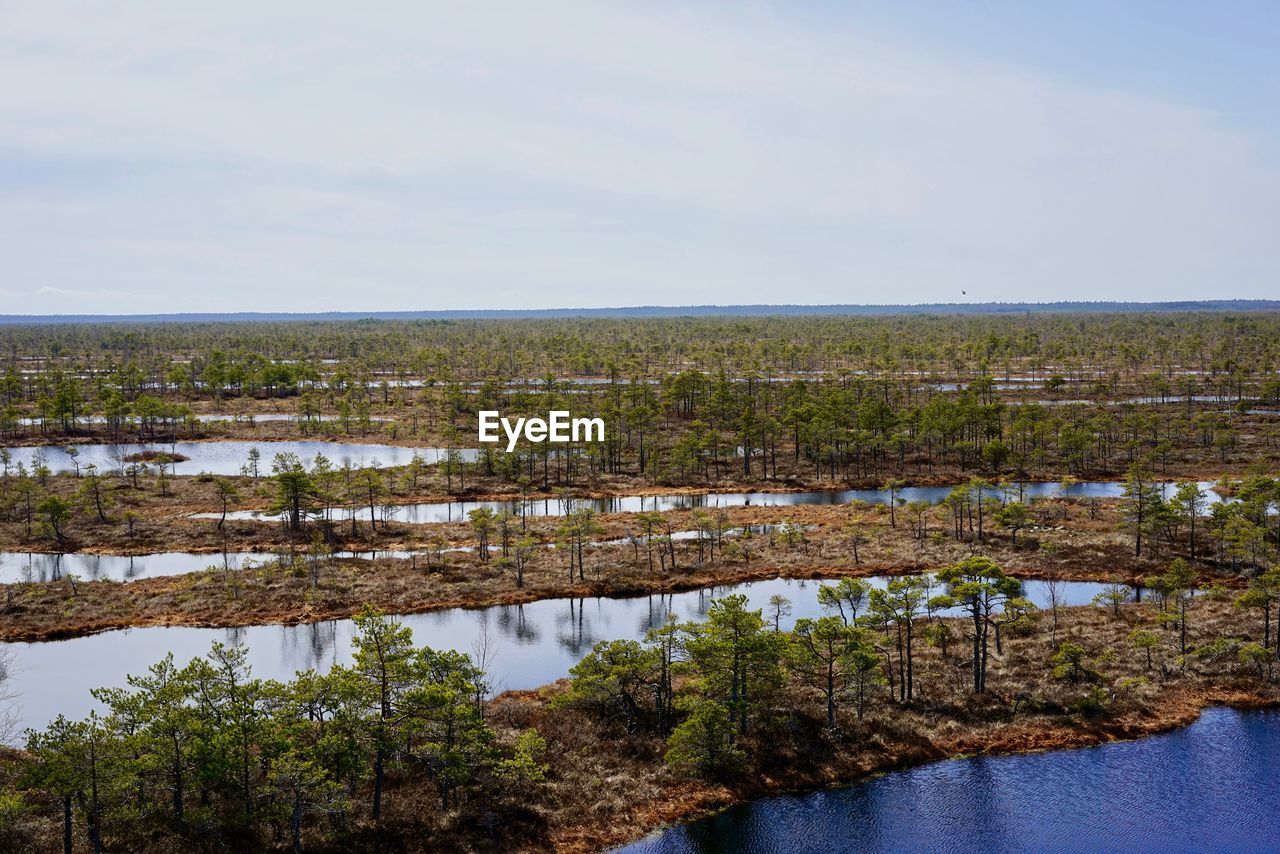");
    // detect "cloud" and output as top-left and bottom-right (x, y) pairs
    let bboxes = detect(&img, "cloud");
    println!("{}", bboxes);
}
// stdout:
(0, 2), (1277, 312)
(34, 286), (156, 301)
